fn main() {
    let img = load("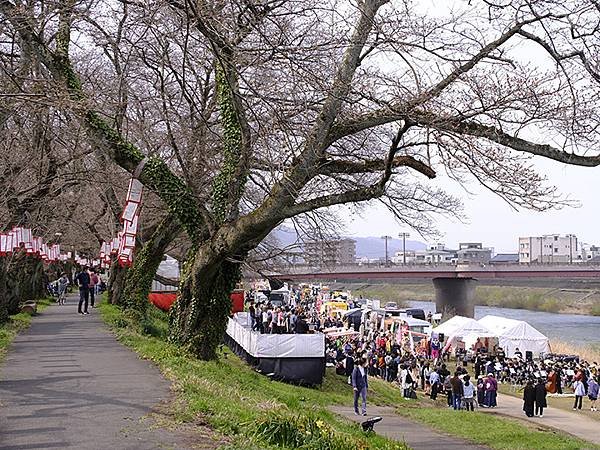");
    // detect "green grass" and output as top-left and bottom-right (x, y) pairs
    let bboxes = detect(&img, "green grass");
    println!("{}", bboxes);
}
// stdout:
(396, 406), (597, 450)
(99, 298), (598, 450)
(0, 298), (52, 363)
(99, 300), (406, 449)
